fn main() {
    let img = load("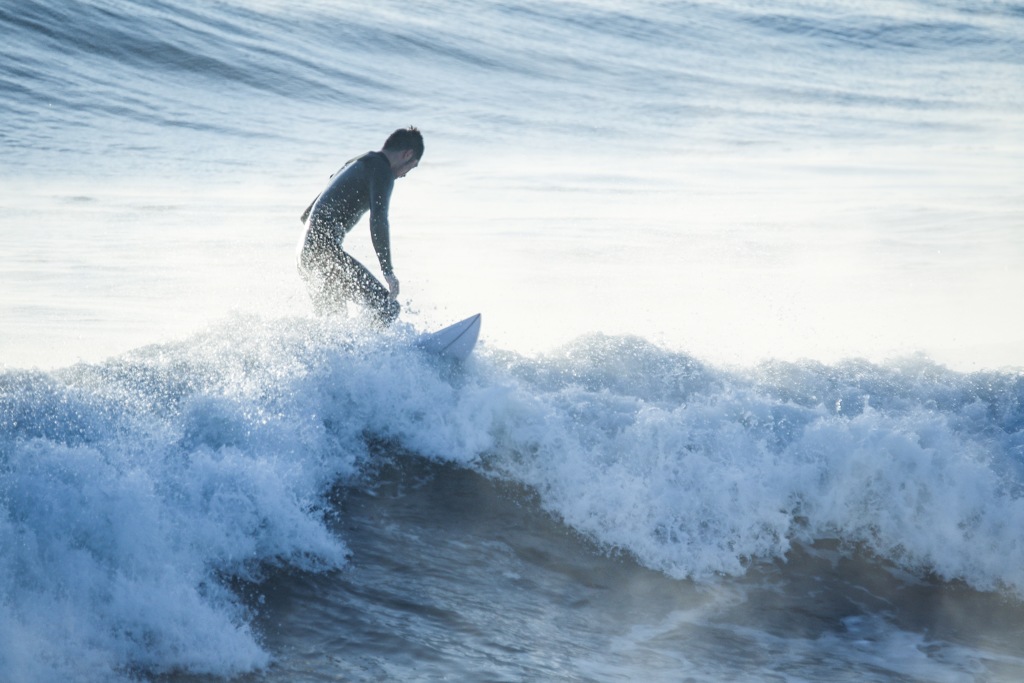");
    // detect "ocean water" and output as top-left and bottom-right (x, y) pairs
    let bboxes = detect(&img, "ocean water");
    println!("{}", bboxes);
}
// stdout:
(1, 1), (1023, 681)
